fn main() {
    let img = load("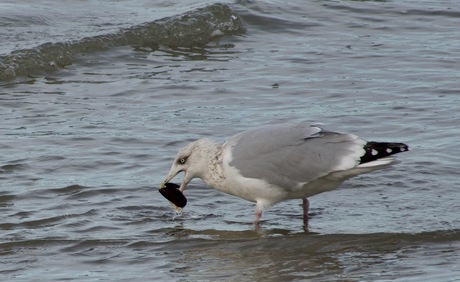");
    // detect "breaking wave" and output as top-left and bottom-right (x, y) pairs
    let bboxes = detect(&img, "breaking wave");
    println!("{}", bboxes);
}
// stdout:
(0, 3), (245, 81)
